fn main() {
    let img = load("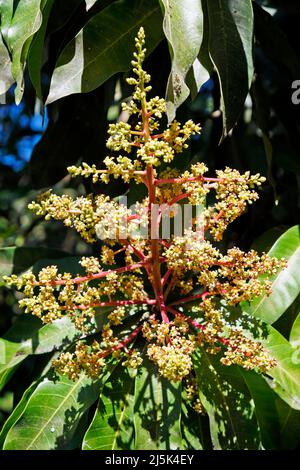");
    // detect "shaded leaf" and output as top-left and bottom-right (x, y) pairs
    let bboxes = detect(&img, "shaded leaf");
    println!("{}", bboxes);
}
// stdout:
(193, 349), (260, 450)
(3, 373), (101, 450)
(276, 396), (300, 450)
(243, 225), (300, 324)
(28, 0), (55, 99)
(82, 366), (135, 450)
(181, 399), (212, 450)
(206, 0), (254, 140)
(240, 369), (280, 449)
(159, 0), (204, 122)
(47, 0), (163, 104)
(134, 358), (182, 450)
